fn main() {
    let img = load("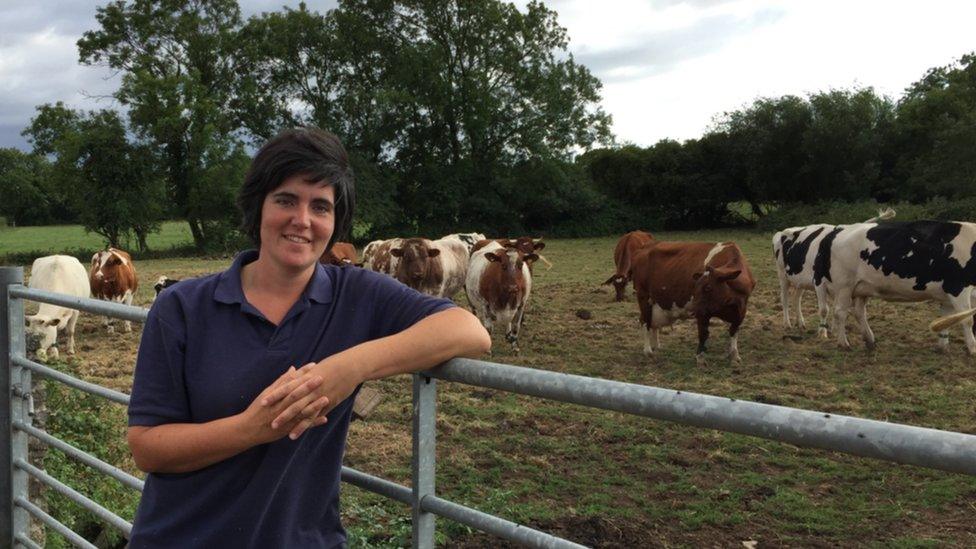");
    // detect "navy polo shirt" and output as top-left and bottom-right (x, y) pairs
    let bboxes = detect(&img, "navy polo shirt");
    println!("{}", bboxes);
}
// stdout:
(127, 250), (454, 548)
